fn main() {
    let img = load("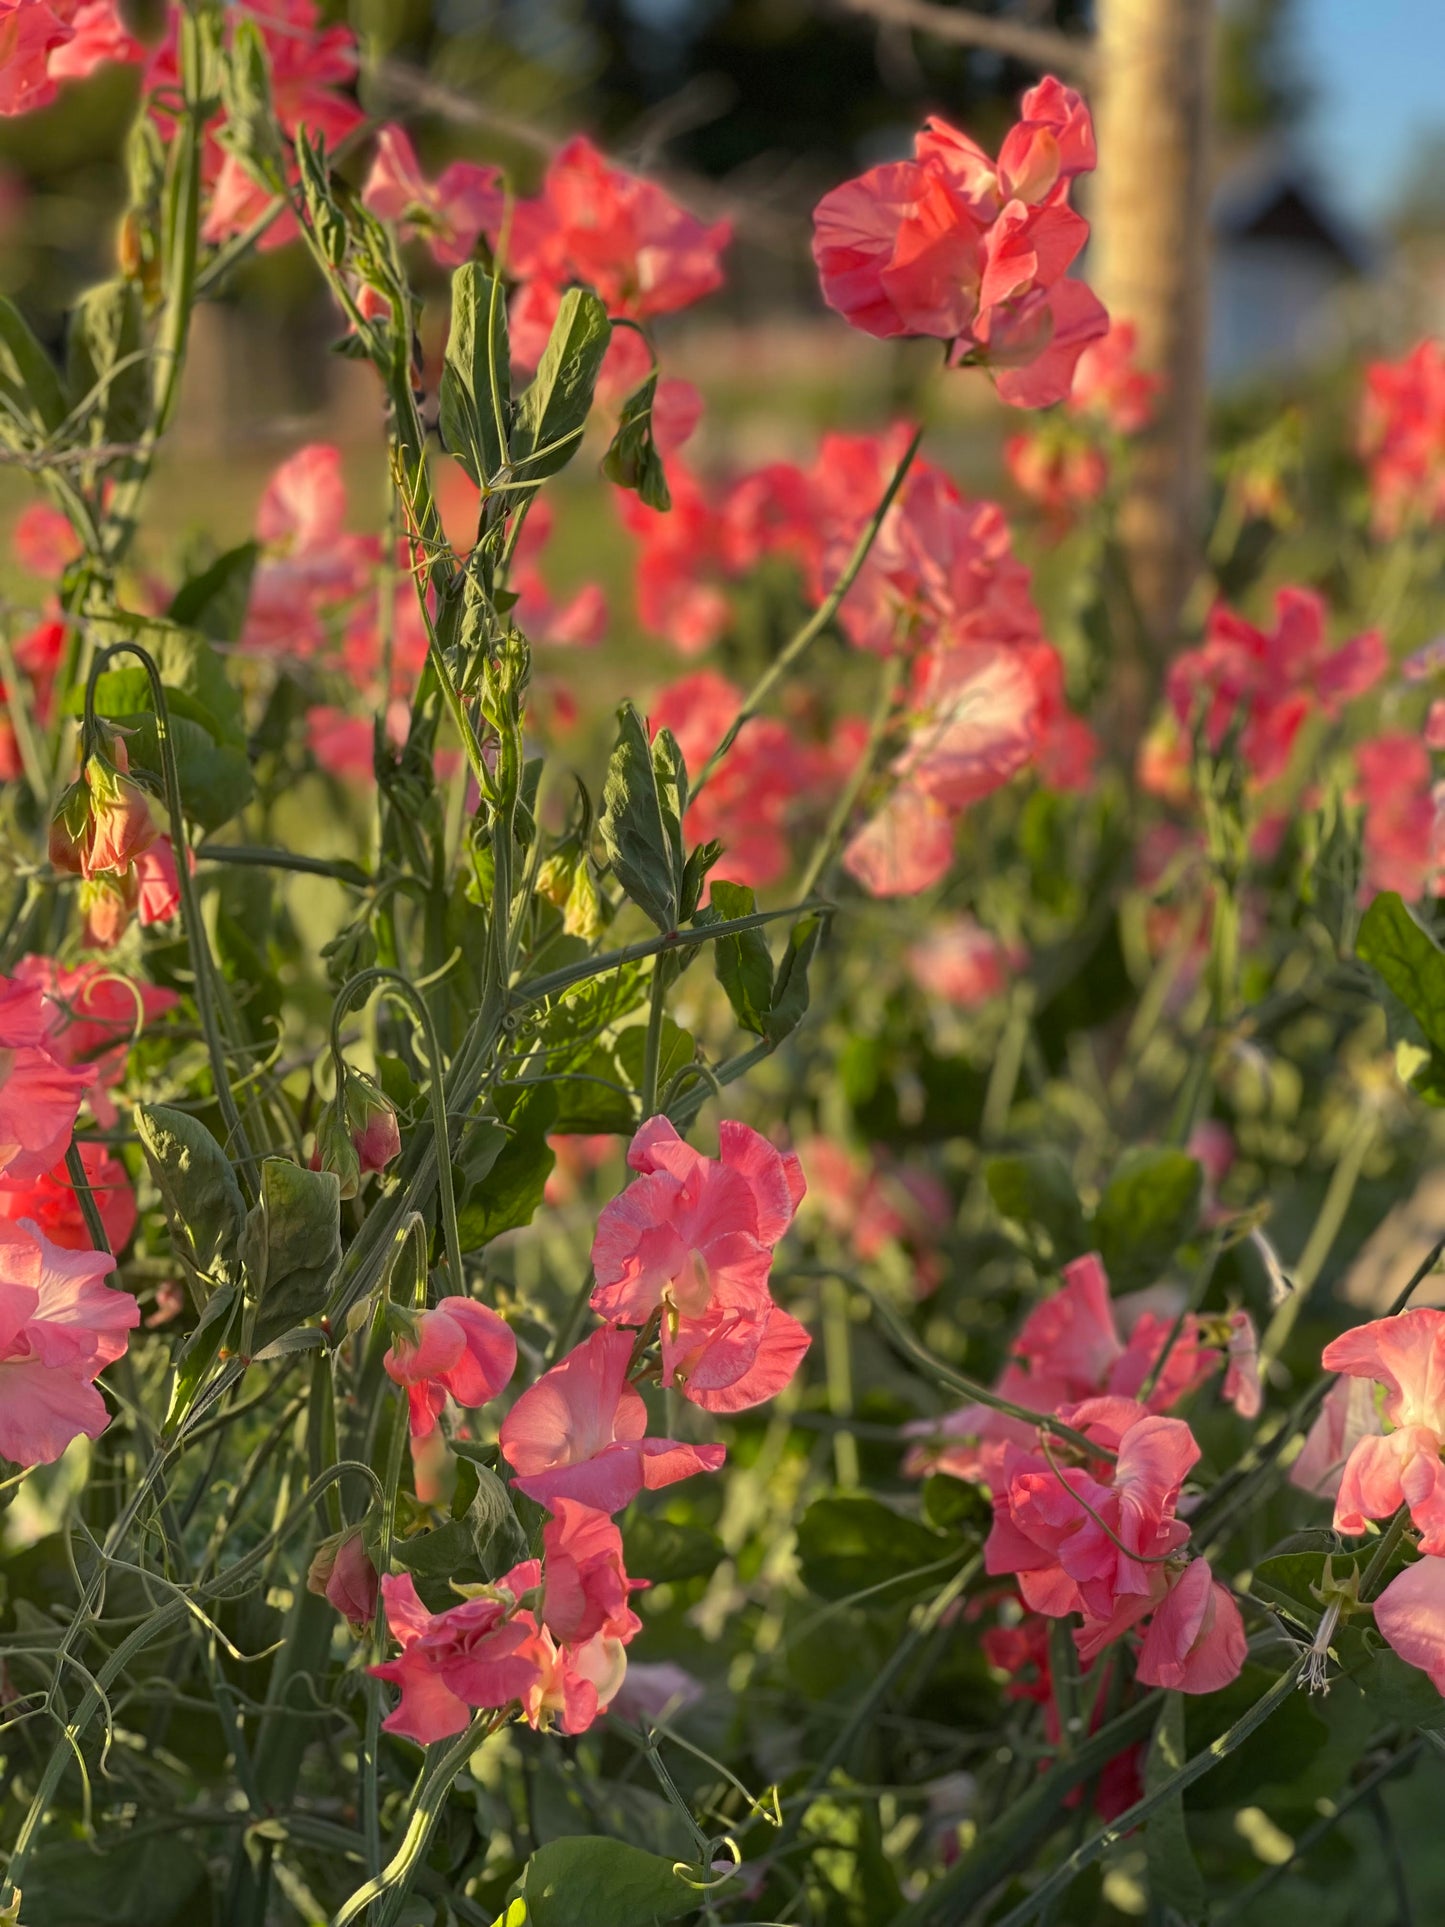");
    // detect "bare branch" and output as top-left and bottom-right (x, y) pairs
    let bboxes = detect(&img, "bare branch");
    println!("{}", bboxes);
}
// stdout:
(828, 0), (1096, 79)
